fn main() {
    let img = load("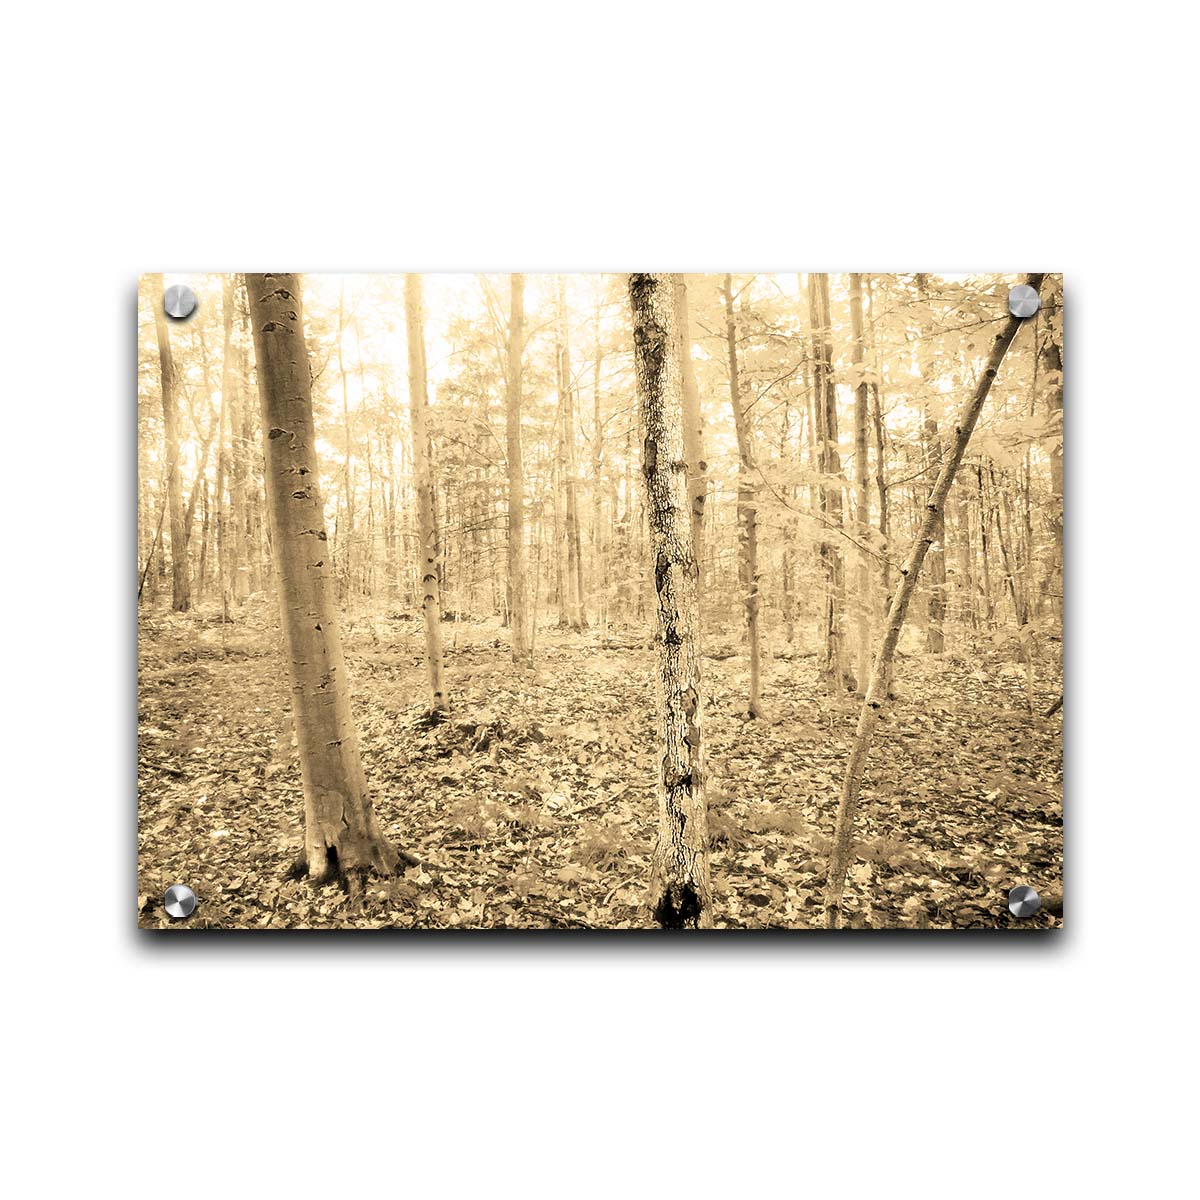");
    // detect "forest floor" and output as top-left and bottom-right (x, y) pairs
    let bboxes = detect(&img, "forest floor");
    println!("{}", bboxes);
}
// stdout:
(138, 600), (1063, 931)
